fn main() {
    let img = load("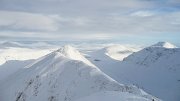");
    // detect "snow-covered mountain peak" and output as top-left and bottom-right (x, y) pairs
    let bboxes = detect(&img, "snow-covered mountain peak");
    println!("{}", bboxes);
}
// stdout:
(151, 42), (177, 48)
(56, 45), (78, 56)
(0, 45), (159, 101)
(56, 45), (95, 67)
(124, 42), (180, 66)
